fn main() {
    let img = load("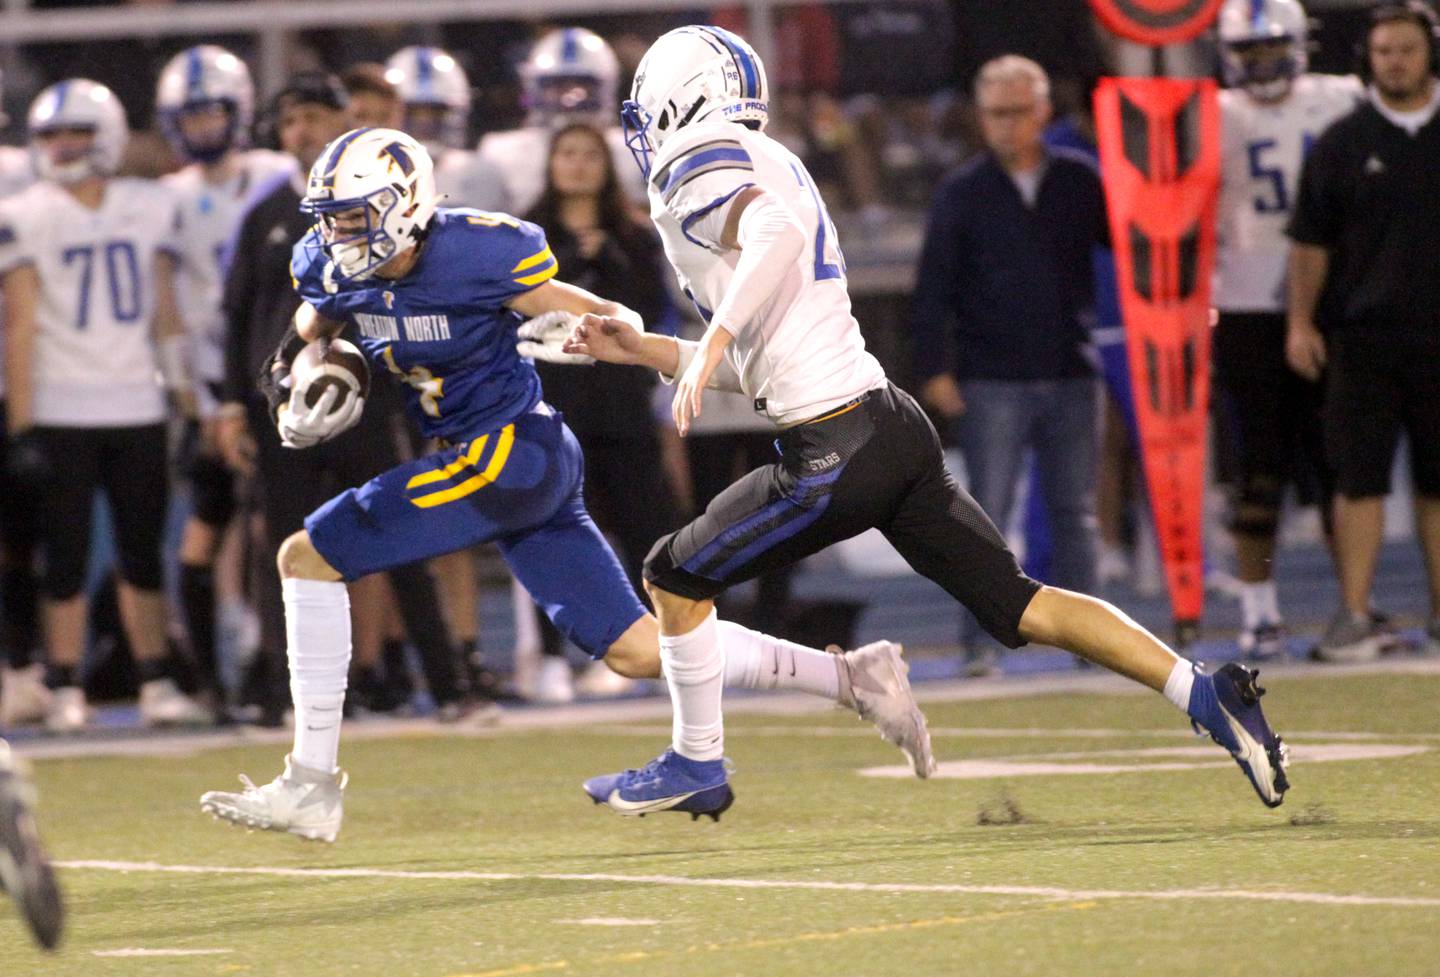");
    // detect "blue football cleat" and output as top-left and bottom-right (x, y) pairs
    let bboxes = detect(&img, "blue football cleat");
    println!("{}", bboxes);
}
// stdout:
(583, 749), (734, 821)
(1189, 662), (1291, 808)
